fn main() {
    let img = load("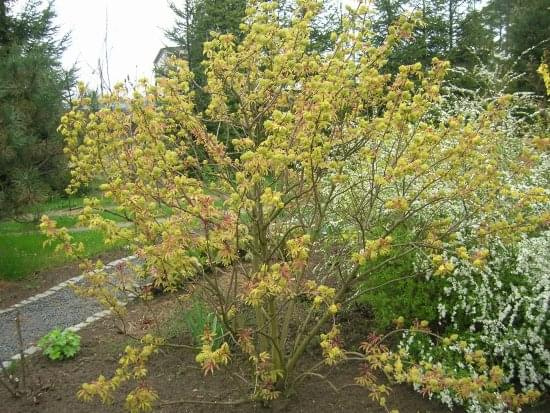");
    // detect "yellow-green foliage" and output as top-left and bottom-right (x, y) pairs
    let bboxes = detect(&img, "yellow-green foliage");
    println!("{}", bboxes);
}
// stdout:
(77, 335), (162, 412)
(44, 1), (548, 411)
(538, 63), (550, 95)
